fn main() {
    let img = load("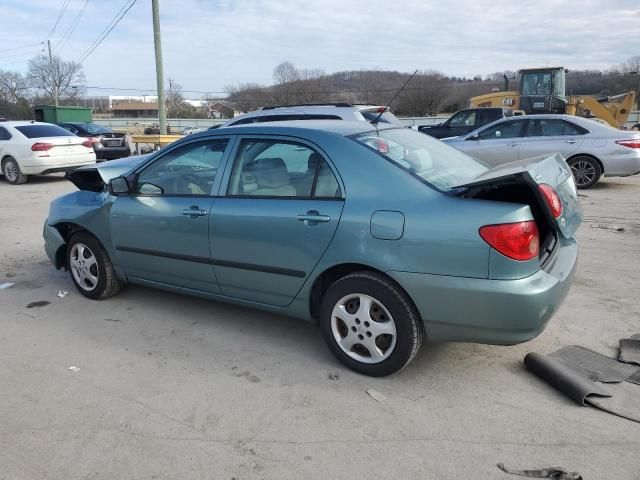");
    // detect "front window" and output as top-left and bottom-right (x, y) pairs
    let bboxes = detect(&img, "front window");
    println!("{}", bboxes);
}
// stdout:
(352, 128), (488, 191)
(448, 110), (476, 127)
(477, 120), (524, 140)
(521, 72), (551, 96)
